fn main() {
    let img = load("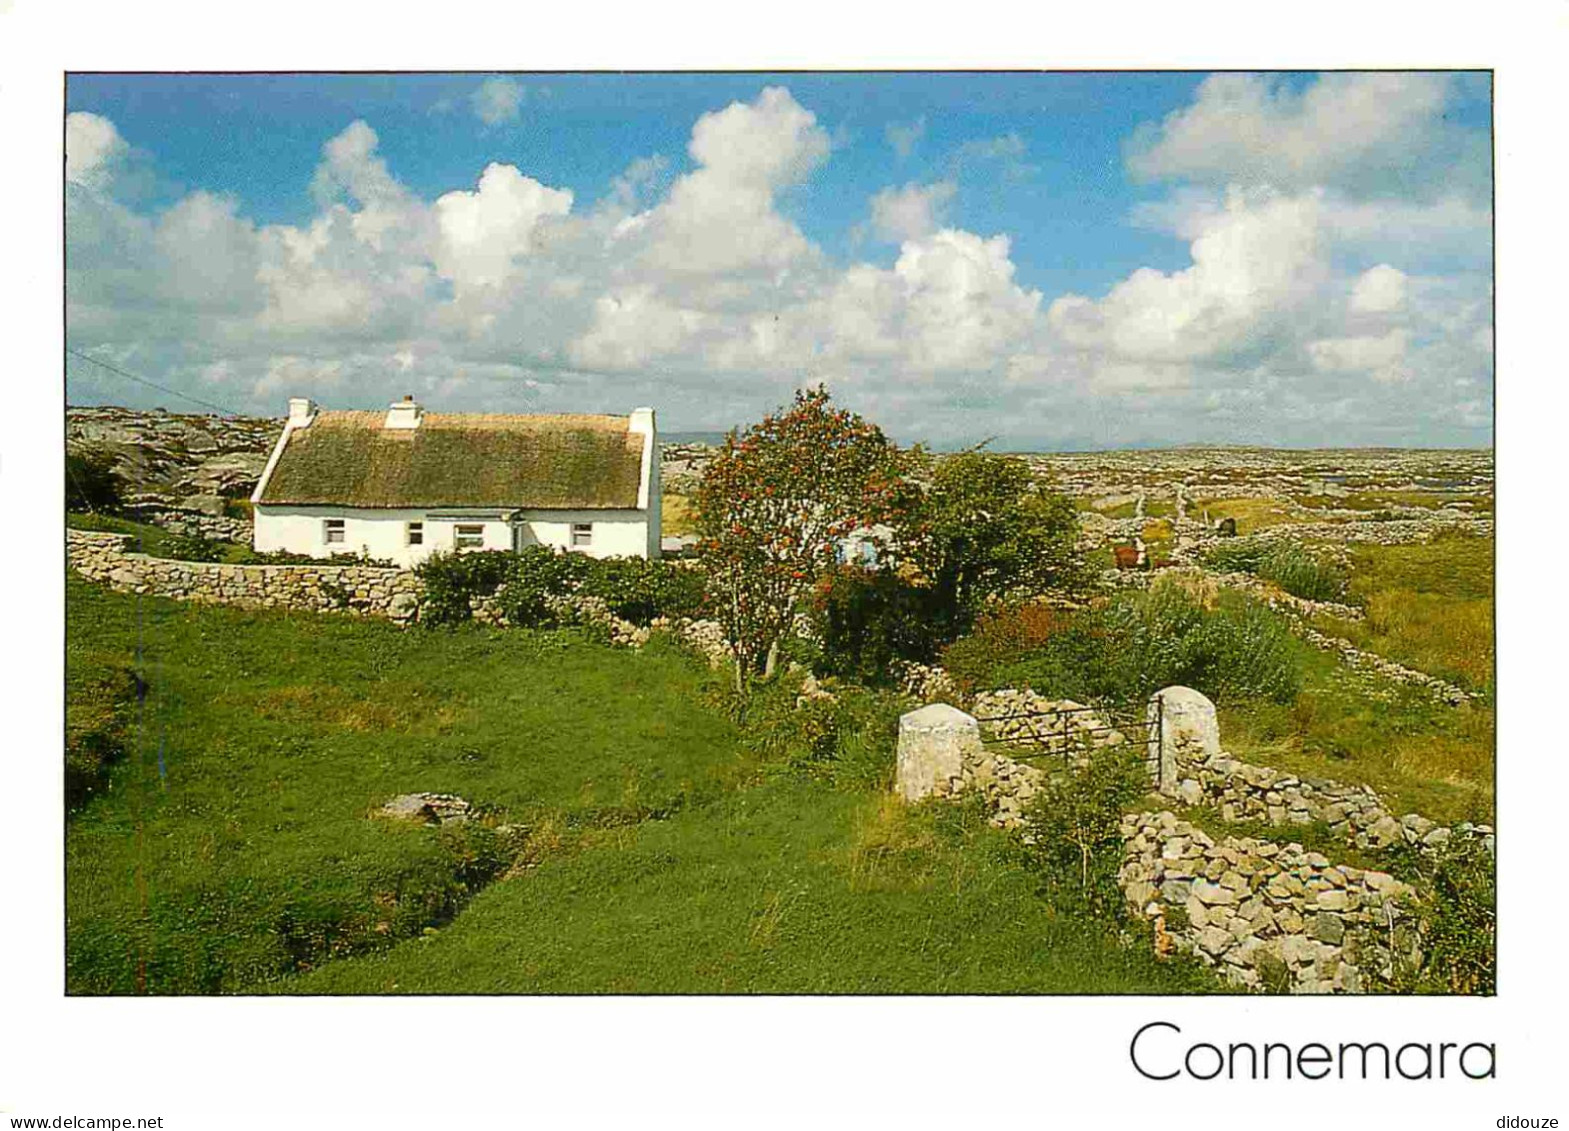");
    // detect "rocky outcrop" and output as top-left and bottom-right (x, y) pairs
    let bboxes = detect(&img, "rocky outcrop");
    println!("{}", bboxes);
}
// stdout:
(68, 405), (278, 504)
